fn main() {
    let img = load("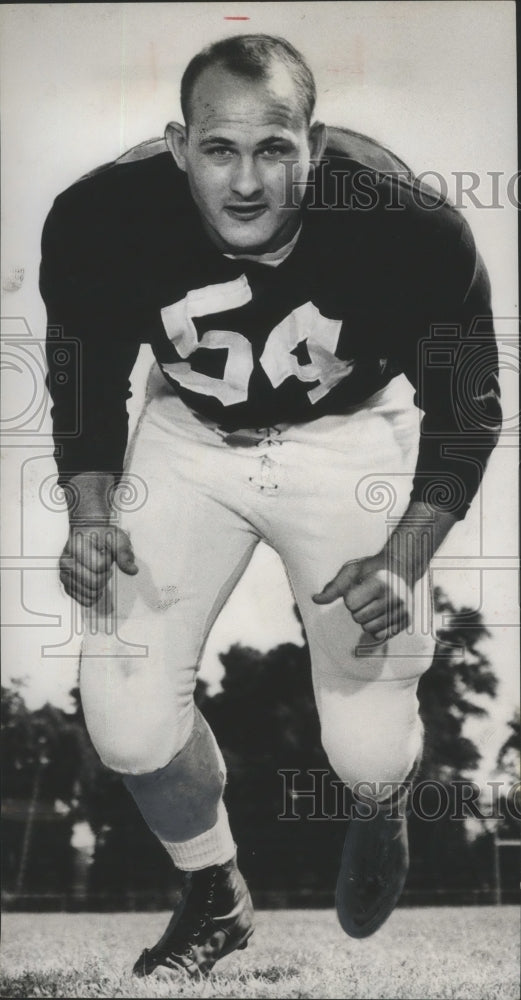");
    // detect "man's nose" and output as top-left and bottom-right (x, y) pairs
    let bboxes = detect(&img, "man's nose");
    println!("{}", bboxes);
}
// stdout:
(230, 156), (263, 199)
